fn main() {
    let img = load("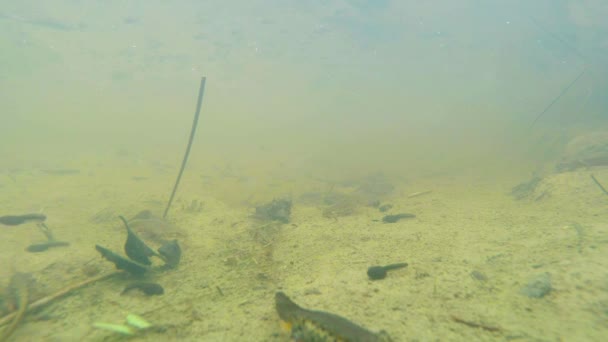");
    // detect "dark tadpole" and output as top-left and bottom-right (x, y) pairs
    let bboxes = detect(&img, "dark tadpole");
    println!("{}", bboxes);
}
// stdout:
(367, 263), (408, 280)
(26, 240), (70, 253)
(158, 239), (181, 268)
(95, 245), (149, 276)
(120, 216), (158, 265)
(381, 213), (415, 223)
(0, 213), (46, 226)
(121, 282), (164, 296)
